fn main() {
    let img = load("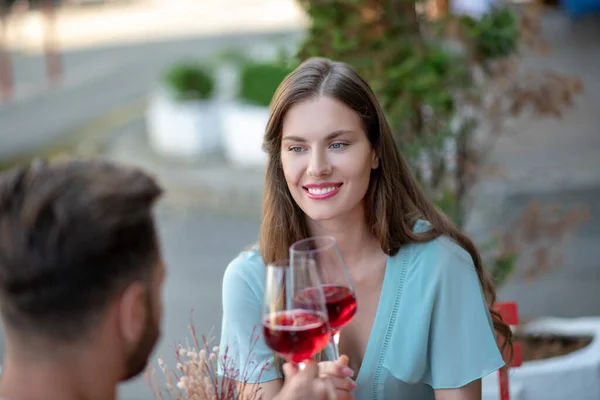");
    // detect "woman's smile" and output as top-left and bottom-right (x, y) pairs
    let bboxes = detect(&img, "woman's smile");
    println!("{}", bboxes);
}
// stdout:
(303, 182), (343, 200)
